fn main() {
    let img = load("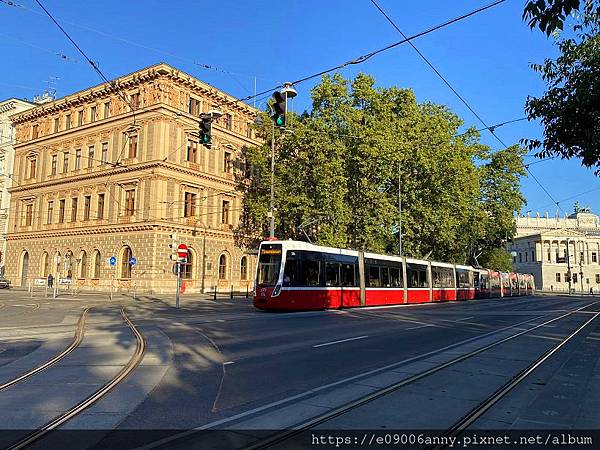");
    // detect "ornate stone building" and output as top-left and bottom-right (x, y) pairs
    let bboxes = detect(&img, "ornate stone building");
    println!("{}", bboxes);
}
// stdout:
(0, 97), (38, 274)
(5, 63), (260, 294)
(508, 205), (600, 292)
